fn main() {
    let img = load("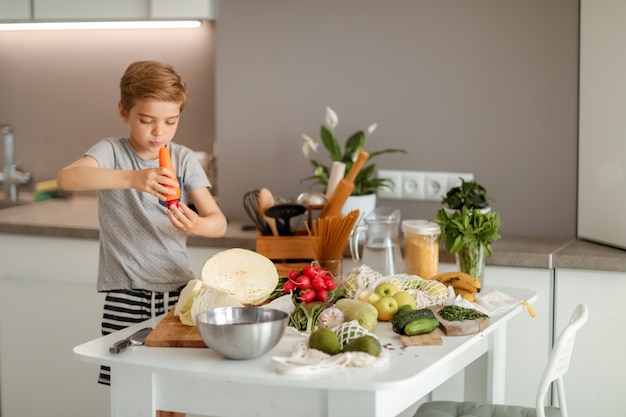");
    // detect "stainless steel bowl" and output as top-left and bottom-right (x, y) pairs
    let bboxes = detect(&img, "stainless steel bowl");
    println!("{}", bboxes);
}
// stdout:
(195, 307), (289, 360)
